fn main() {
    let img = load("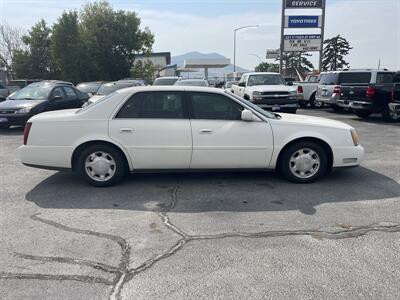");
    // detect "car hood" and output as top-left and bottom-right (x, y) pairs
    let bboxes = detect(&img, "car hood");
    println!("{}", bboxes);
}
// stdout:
(0, 99), (46, 110)
(248, 85), (296, 93)
(276, 113), (352, 130)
